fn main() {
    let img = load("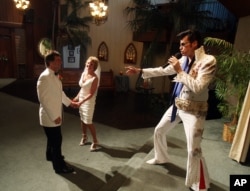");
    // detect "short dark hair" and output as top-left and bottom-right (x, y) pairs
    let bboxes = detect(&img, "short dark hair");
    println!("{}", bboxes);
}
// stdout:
(44, 50), (60, 67)
(177, 29), (203, 47)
